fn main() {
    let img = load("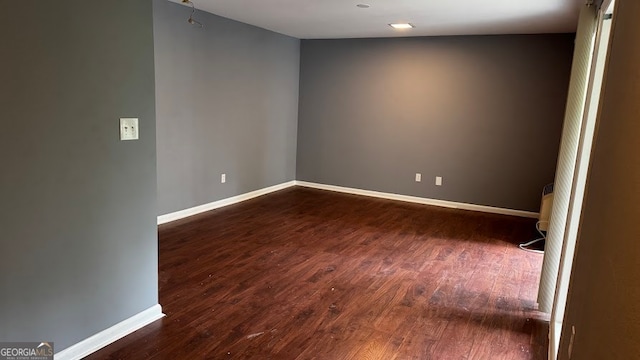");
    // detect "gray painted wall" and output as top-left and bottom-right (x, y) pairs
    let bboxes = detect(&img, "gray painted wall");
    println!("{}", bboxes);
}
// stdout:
(297, 35), (574, 212)
(0, 0), (158, 350)
(154, 0), (300, 215)
(560, 1), (640, 358)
